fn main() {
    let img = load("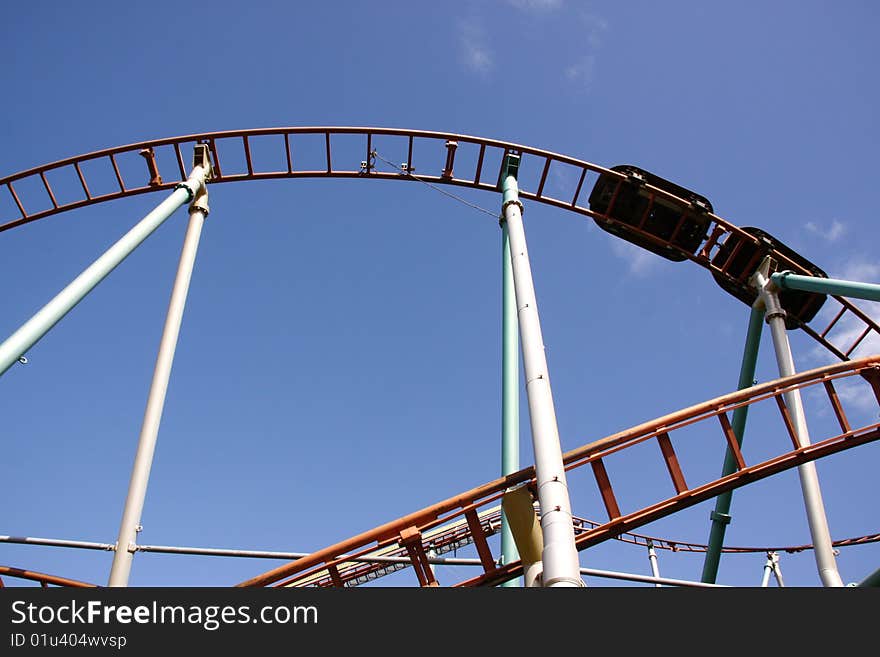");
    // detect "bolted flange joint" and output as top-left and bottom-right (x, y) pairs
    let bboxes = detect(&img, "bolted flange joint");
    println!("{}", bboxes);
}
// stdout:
(502, 198), (524, 214)
(189, 186), (210, 217)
